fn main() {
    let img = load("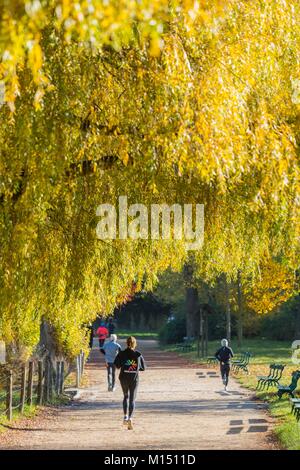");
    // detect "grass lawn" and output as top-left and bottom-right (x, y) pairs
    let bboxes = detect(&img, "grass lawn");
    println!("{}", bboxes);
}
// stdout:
(117, 331), (158, 340)
(164, 337), (300, 450)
